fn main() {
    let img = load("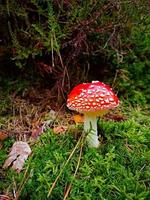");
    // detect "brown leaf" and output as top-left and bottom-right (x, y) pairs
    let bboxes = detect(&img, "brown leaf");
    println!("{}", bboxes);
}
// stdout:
(0, 194), (11, 200)
(31, 126), (44, 139)
(53, 126), (67, 134)
(3, 141), (31, 172)
(0, 131), (8, 141)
